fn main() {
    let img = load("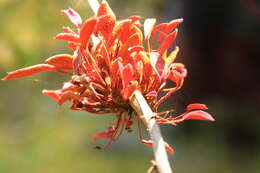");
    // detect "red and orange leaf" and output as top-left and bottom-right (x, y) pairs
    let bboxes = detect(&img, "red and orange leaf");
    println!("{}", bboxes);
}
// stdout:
(55, 33), (80, 43)
(2, 64), (55, 81)
(61, 8), (82, 28)
(182, 110), (215, 121)
(159, 29), (178, 55)
(80, 17), (98, 49)
(186, 103), (208, 111)
(45, 54), (74, 71)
